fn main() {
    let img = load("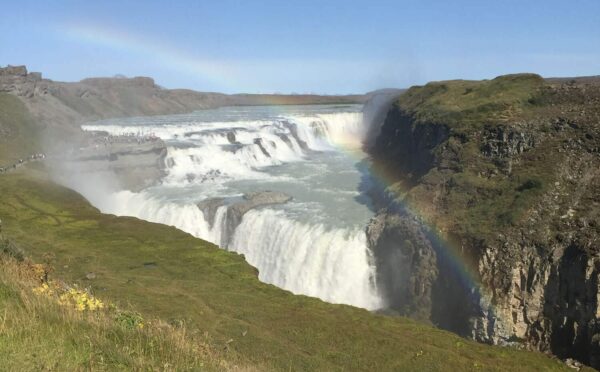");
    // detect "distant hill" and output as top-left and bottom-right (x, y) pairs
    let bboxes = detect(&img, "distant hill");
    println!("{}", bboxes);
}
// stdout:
(0, 65), (366, 144)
